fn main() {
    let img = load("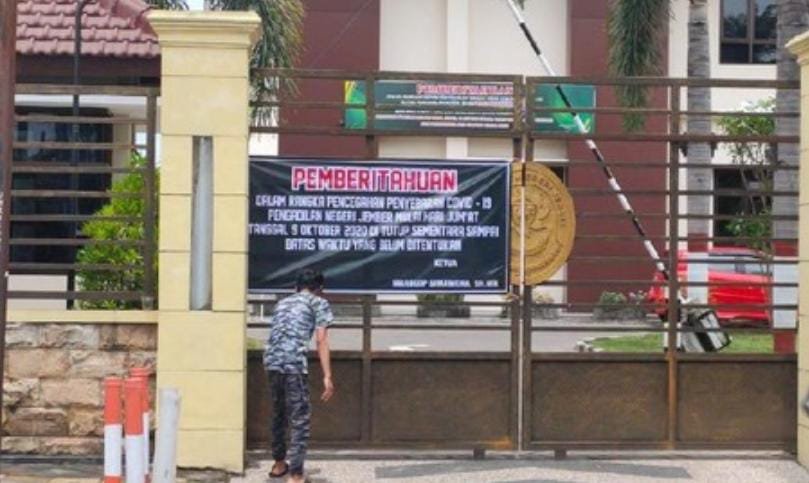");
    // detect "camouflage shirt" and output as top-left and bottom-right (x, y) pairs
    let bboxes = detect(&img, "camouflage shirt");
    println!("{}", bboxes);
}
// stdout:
(264, 291), (334, 374)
